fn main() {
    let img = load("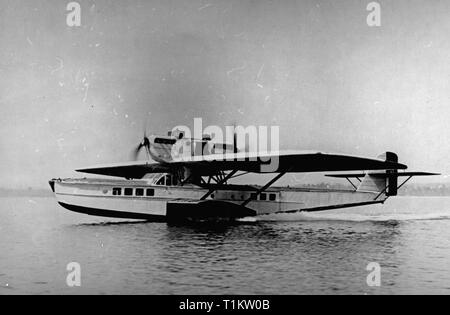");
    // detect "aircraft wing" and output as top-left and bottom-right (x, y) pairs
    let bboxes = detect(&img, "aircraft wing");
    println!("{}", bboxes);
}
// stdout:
(76, 161), (172, 179)
(76, 150), (407, 179)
